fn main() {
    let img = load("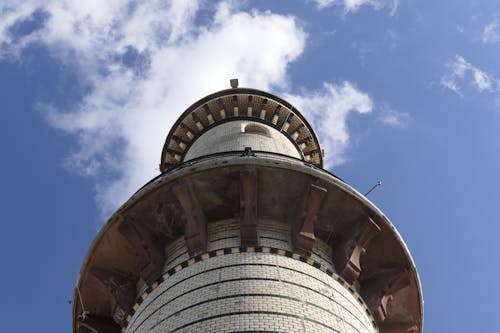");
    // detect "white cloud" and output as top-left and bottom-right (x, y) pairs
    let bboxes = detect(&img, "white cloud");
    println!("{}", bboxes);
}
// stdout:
(313, 0), (338, 9)
(351, 41), (373, 66)
(472, 68), (493, 91)
(284, 82), (373, 168)
(441, 55), (498, 96)
(387, 0), (399, 16)
(440, 77), (463, 97)
(482, 18), (500, 44)
(384, 29), (398, 49)
(1, 0), (376, 215)
(312, 0), (399, 15)
(378, 106), (410, 127)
